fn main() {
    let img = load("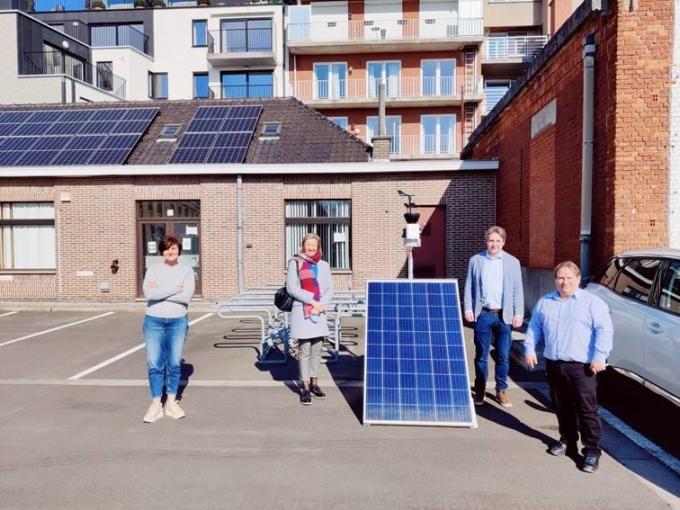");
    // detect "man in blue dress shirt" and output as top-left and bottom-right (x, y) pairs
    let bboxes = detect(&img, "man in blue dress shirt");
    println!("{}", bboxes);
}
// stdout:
(524, 261), (613, 473)
(464, 226), (524, 408)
